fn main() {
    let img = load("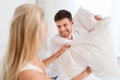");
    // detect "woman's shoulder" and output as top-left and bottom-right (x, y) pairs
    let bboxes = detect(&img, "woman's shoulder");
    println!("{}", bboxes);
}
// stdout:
(18, 63), (47, 80)
(18, 69), (46, 80)
(19, 63), (43, 73)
